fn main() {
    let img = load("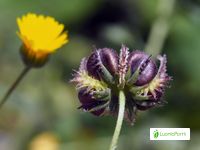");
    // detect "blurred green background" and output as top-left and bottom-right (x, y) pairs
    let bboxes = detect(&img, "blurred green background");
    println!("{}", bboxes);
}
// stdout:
(0, 0), (200, 150)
